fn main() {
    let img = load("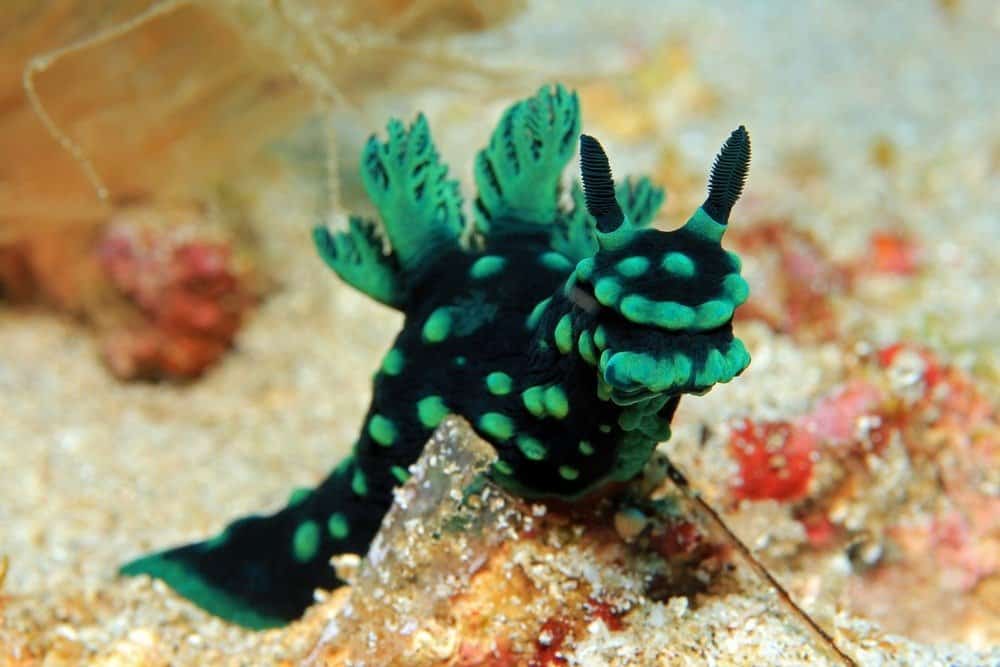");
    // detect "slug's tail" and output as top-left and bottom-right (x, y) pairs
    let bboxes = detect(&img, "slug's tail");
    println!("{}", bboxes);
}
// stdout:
(120, 456), (389, 629)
